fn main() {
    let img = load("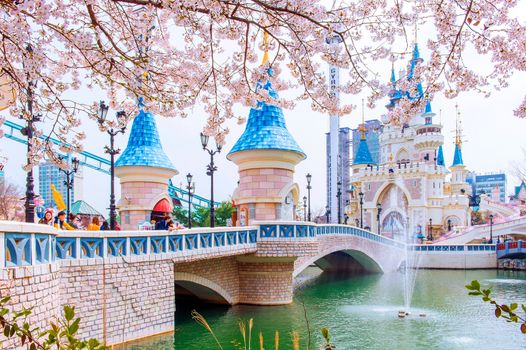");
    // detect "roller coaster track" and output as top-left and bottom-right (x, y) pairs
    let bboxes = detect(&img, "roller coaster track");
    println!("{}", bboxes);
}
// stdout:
(3, 119), (218, 208)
